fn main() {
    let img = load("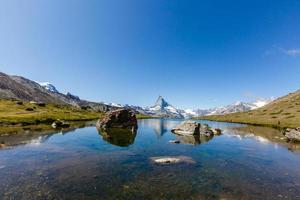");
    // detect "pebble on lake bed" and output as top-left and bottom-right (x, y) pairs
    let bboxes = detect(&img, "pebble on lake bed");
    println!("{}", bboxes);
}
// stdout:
(150, 156), (195, 165)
